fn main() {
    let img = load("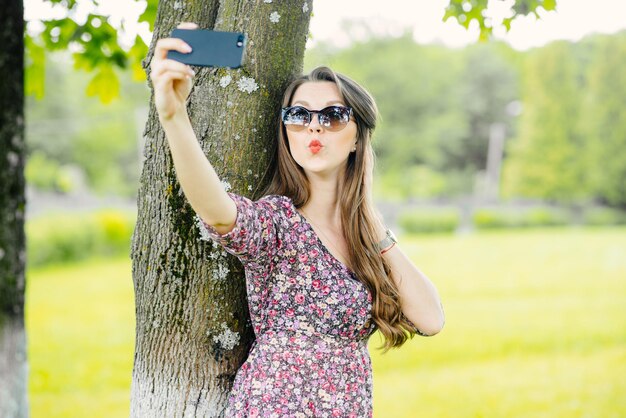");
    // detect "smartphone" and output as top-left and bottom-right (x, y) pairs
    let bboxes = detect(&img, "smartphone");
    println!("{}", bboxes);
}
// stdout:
(167, 29), (247, 68)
